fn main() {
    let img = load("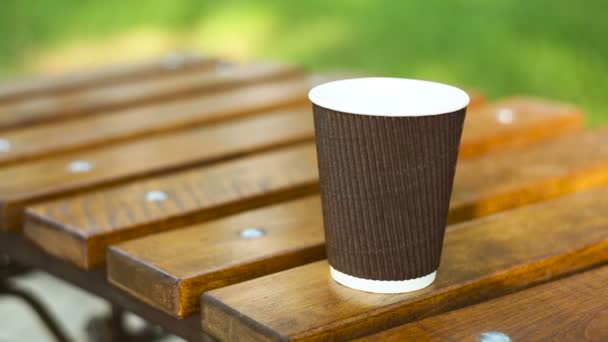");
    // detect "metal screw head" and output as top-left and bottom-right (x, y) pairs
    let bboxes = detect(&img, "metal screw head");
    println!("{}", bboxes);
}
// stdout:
(215, 61), (234, 75)
(496, 108), (515, 124)
(479, 331), (511, 342)
(162, 53), (187, 70)
(239, 228), (266, 239)
(0, 139), (10, 152)
(145, 190), (168, 202)
(68, 160), (93, 173)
